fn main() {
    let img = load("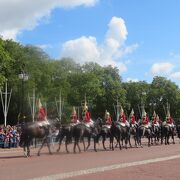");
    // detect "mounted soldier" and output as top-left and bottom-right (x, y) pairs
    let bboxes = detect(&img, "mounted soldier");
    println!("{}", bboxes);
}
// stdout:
(165, 108), (174, 128)
(118, 106), (130, 128)
(141, 106), (152, 137)
(129, 109), (137, 127)
(70, 106), (79, 125)
(82, 100), (94, 128)
(104, 110), (112, 128)
(37, 99), (49, 127)
(152, 111), (160, 130)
